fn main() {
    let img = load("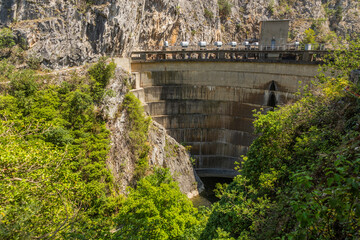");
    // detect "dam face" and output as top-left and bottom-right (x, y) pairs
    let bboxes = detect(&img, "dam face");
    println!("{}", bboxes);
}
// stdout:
(131, 61), (319, 177)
